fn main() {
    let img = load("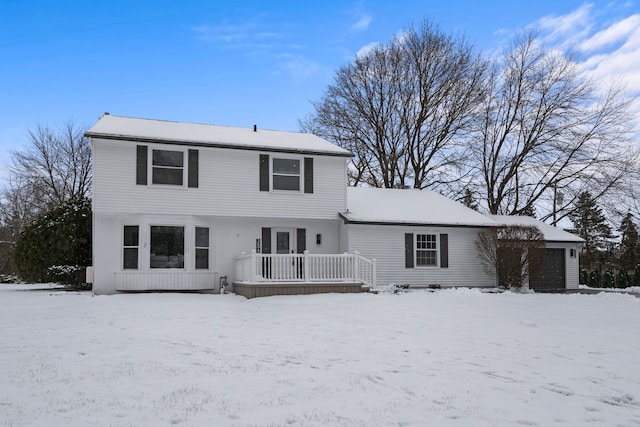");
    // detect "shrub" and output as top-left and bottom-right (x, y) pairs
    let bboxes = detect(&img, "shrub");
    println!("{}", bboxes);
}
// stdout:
(633, 265), (640, 286)
(476, 225), (545, 289)
(11, 197), (91, 284)
(579, 269), (589, 286)
(588, 270), (600, 287)
(616, 270), (630, 288)
(602, 269), (615, 288)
